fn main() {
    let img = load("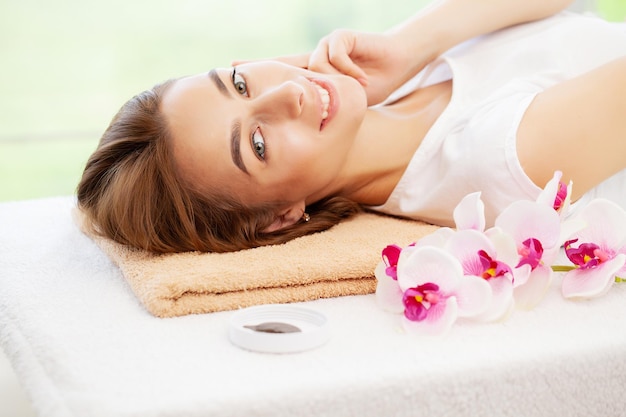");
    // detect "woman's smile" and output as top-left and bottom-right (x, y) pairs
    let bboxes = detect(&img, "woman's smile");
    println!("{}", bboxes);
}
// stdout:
(309, 78), (338, 130)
